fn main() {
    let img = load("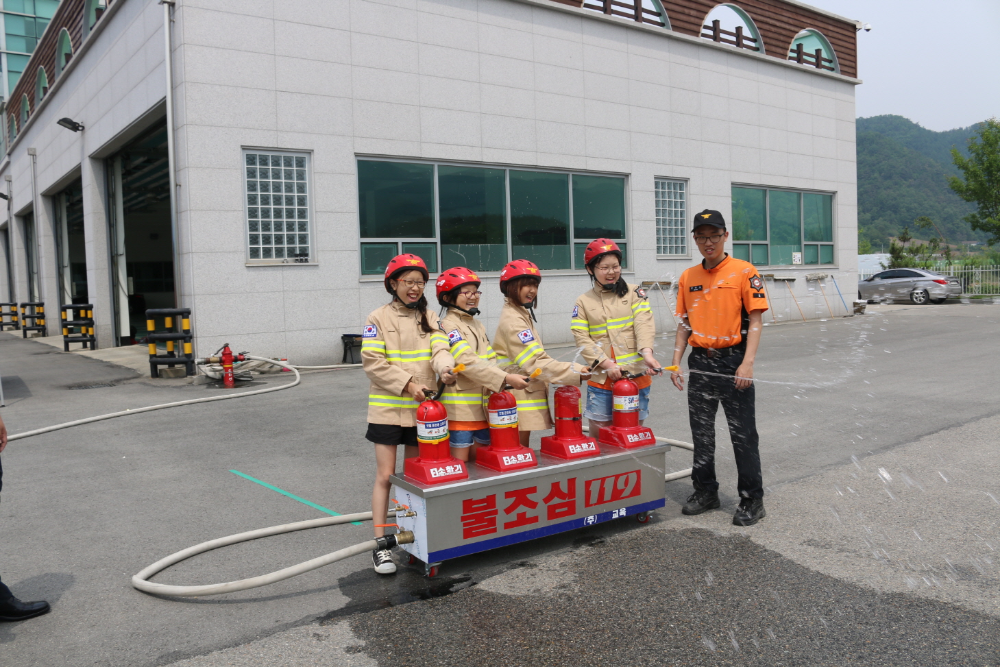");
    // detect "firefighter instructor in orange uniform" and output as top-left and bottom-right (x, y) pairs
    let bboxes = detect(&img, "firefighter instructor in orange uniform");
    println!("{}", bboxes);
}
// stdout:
(670, 209), (769, 526)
